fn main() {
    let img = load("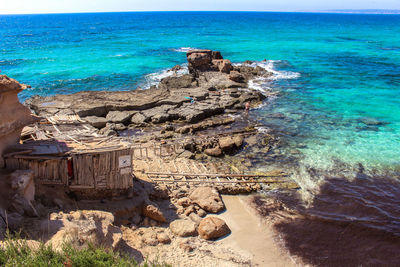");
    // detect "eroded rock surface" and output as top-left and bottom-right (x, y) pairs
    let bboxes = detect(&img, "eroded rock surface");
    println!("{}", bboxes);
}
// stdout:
(0, 75), (39, 168)
(26, 50), (270, 137)
(169, 219), (198, 237)
(189, 187), (225, 213)
(198, 217), (231, 240)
